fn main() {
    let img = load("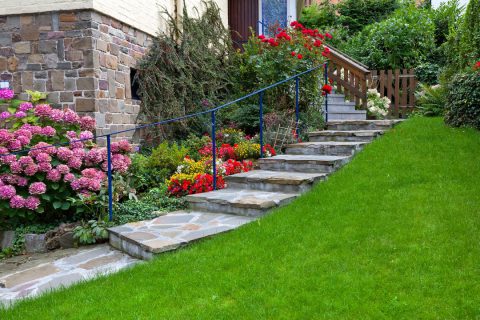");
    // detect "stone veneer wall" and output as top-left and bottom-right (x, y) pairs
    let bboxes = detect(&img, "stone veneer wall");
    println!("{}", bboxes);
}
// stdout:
(0, 10), (152, 139)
